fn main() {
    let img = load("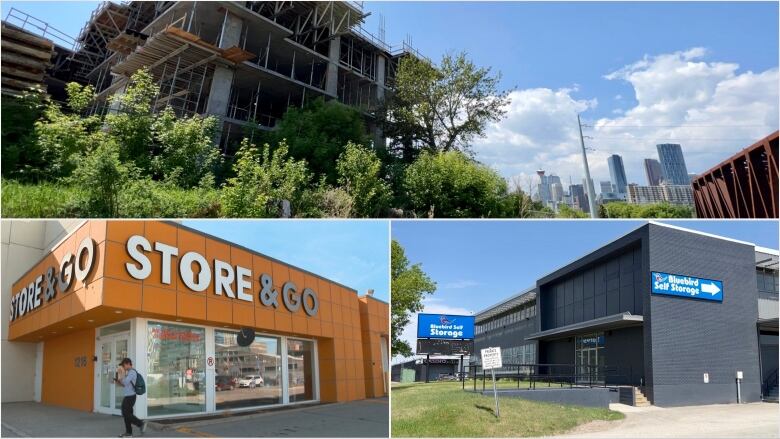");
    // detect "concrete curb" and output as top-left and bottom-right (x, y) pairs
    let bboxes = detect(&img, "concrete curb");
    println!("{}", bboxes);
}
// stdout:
(149, 401), (325, 431)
